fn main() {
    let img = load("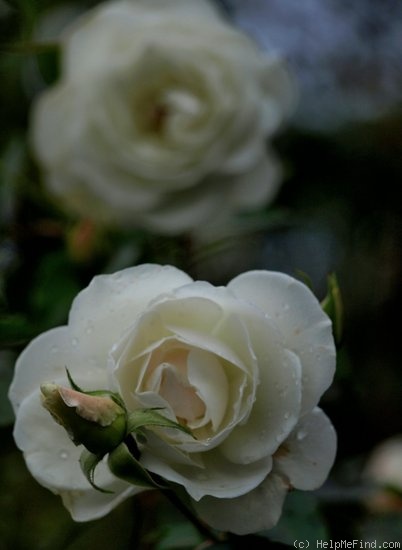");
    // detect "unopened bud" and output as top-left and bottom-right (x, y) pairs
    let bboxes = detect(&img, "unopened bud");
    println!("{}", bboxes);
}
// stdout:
(41, 383), (127, 455)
